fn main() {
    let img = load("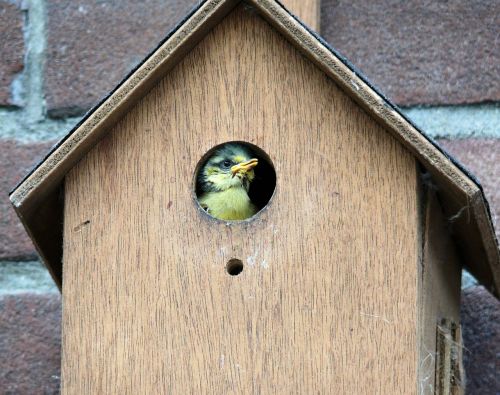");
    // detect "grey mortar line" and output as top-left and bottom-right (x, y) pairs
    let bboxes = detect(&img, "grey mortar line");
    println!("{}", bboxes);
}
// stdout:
(0, 109), (81, 142)
(23, 0), (47, 122)
(1, 2), (500, 142)
(0, 257), (479, 294)
(0, 260), (59, 294)
(1, 104), (498, 143)
(0, 0), (83, 142)
(461, 269), (479, 289)
(1, 102), (499, 143)
(402, 104), (500, 139)
(0, 1), (494, 295)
